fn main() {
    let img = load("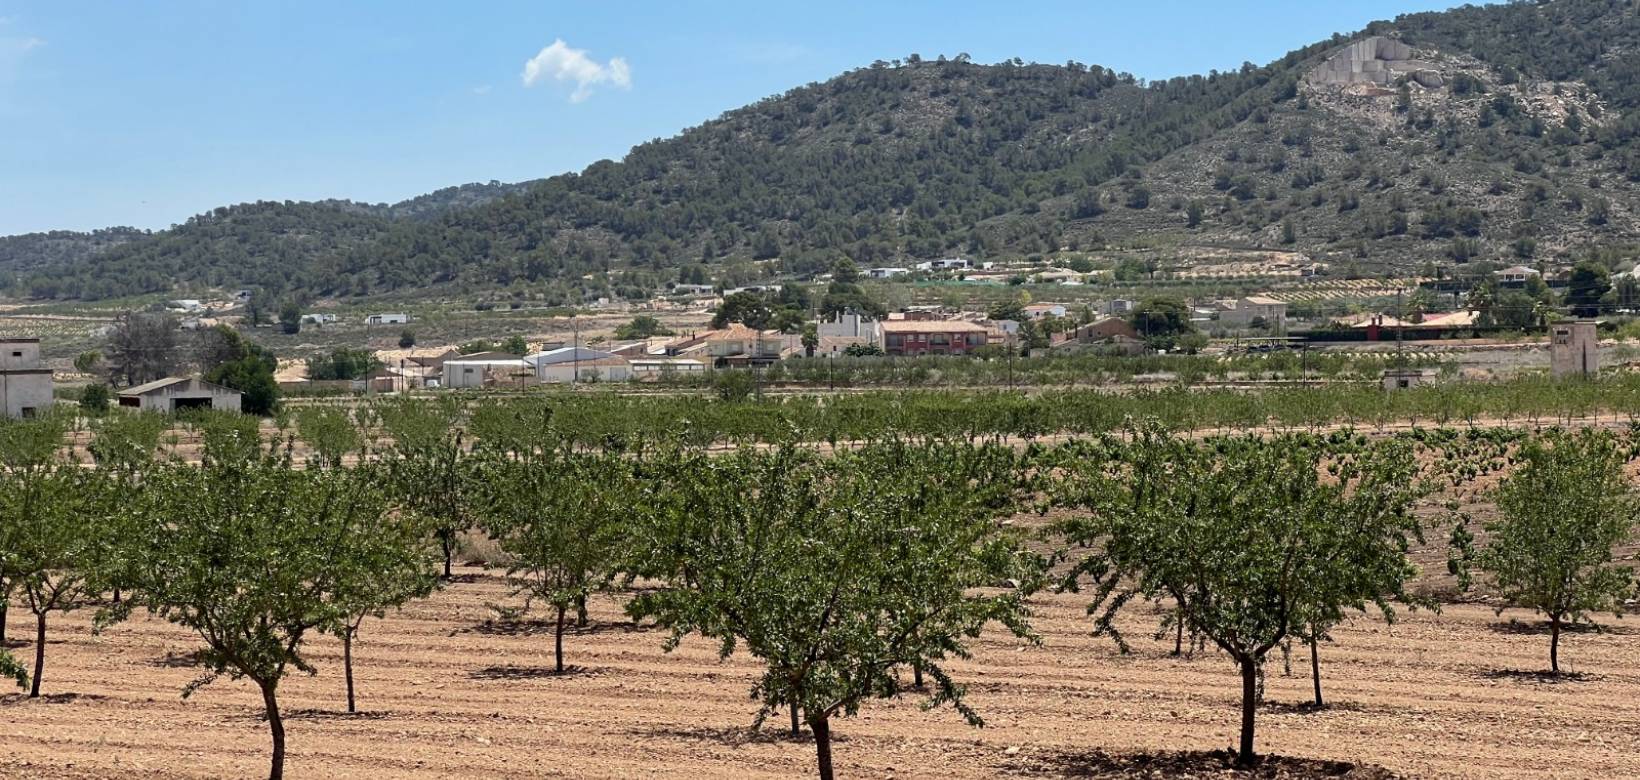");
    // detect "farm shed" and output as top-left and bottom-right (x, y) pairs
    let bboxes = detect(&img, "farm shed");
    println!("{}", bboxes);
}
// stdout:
(118, 376), (242, 413)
